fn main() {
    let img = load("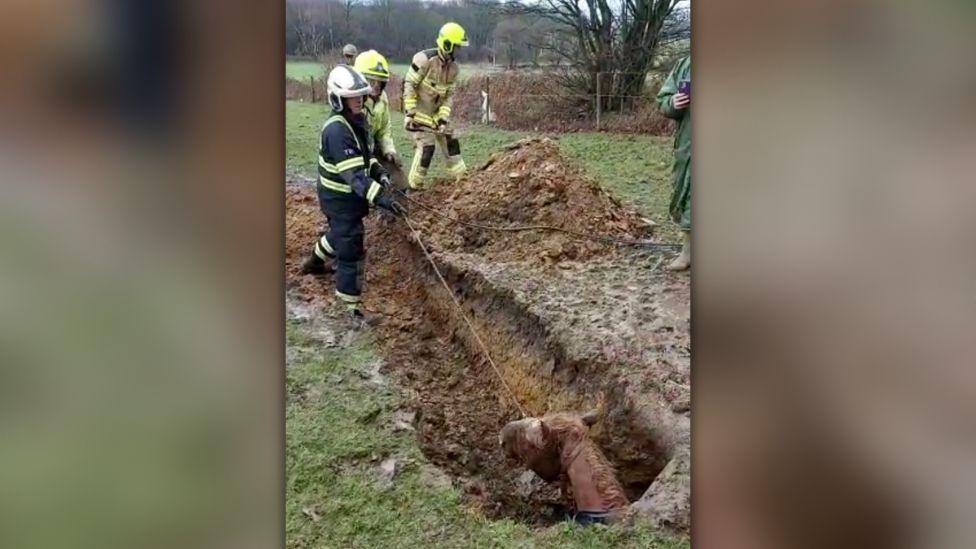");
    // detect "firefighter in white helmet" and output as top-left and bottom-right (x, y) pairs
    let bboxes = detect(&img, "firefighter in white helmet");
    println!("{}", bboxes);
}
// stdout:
(403, 22), (468, 189)
(301, 65), (405, 324)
